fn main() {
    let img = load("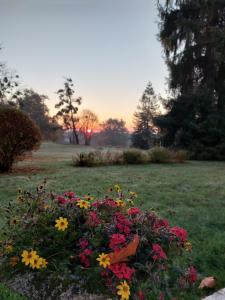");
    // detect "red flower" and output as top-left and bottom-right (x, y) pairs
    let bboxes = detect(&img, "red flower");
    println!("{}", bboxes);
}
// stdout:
(79, 253), (90, 267)
(187, 266), (198, 283)
(115, 213), (132, 235)
(171, 227), (188, 243)
(109, 263), (135, 280)
(79, 238), (89, 249)
(87, 211), (101, 226)
(79, 247), (92, 267)
(109, 234), (126, 250)
(56, 195), (67, 204)
(152, 244), (167, 260)
(64, 191), (75, 198)
(104, 199), (117, 207)
(127, 207), (141, 215)
(138, 290), (145, 300)
(153, 218), (170, 230)
(83, 248), (93, 256)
